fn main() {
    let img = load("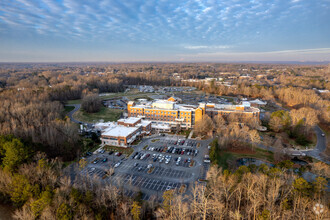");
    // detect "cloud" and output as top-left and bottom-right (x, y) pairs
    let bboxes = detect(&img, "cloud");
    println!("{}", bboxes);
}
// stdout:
(0, 0), (329, 62)
(0, 0), (322, 42)
(178, 48), (330, 62)
(184, 45), (231, 50)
